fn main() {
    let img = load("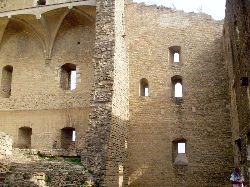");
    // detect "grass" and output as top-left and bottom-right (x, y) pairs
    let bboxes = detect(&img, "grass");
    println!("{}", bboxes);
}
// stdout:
(63, 157), (82, 166)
